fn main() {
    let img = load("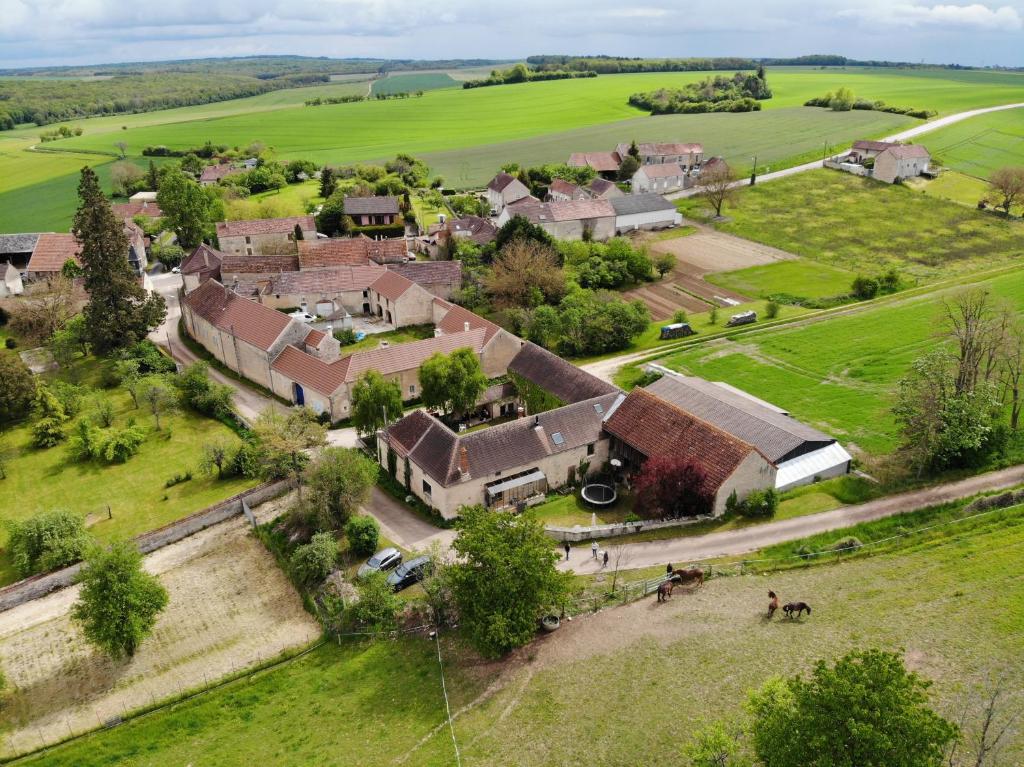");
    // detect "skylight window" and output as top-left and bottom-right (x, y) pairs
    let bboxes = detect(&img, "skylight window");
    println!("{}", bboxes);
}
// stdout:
(551, 432), (565, 445)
